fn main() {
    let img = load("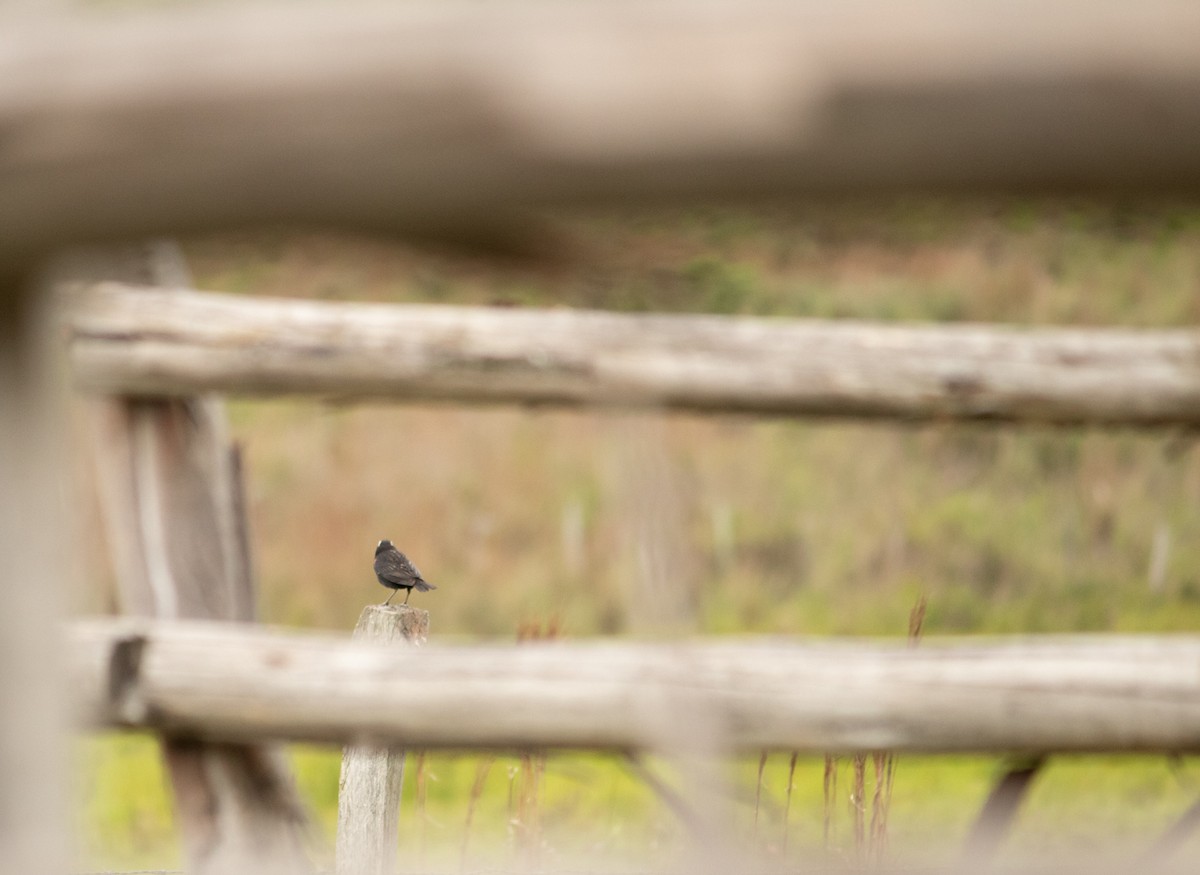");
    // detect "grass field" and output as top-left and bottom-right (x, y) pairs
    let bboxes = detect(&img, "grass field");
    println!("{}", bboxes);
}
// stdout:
(73, 199), (1200, 870)
(77, 735), (1200, 870)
